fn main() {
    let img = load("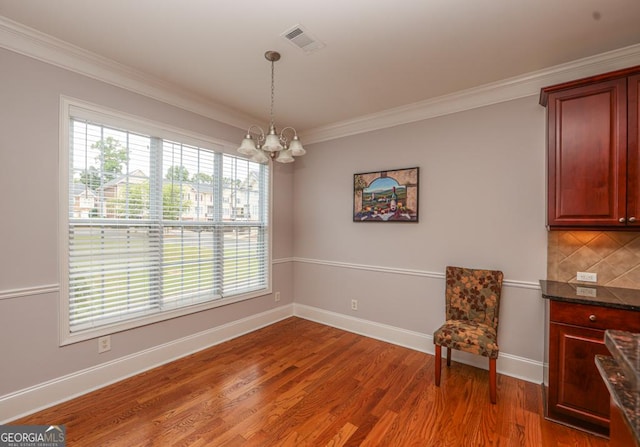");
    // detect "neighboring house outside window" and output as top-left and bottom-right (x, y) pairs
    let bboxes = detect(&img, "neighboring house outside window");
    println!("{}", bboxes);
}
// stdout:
(70, 183), (98, 218)
(60, 98), (271, 344)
